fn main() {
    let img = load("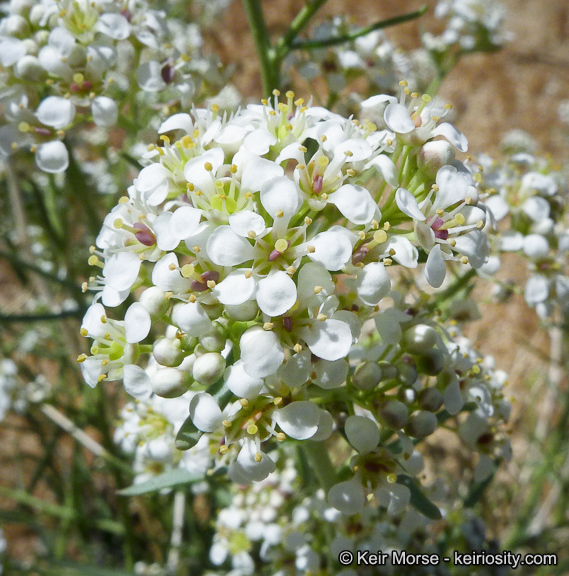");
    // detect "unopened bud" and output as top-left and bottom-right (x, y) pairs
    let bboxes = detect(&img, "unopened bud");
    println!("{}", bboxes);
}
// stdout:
(396, 363), (418, 386)
(139, 287), (169, 318)
(14, 55), (46, 82)
(402, 324), (438, 354)
(153, 338), (184, 367)
(225, 300), (258, 321)
(192, 353), (225, 386)
(416, 349), (445, 376)
(378, 400), (409, 429)
(418, 387), (444, 412)
(199, 323), (226, 352)
(406, 410), (438, 438)
(352, 362), (382, 390)
(418, 141), (455, 178)
(151, 368), (192, 398)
